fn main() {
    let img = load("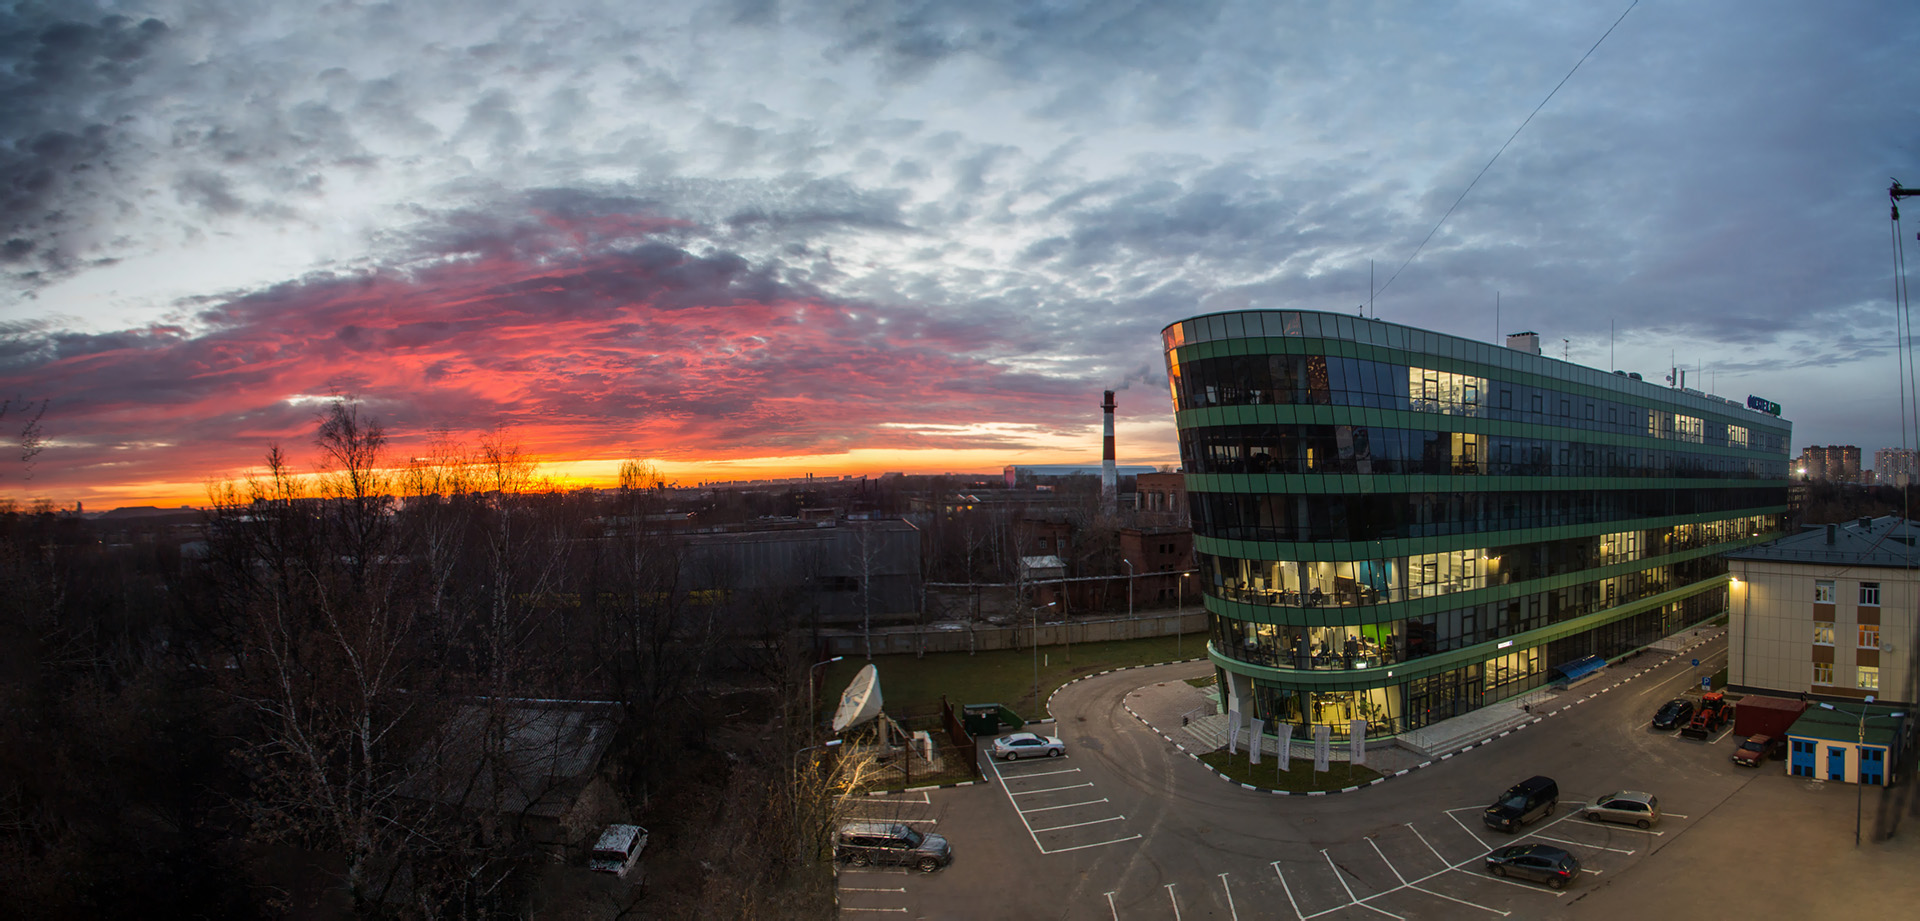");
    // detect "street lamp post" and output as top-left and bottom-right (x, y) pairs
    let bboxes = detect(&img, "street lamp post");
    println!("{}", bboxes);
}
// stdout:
(806, 655), (845, 744)
(1031, 601), (1056, 709)
(791, 738), (845, 857)
(1817, 697), (1908, 846)
(1123, 558), (1134, 638)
